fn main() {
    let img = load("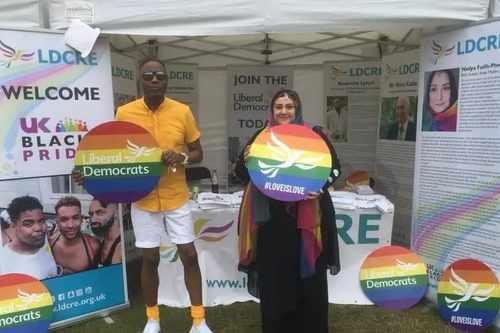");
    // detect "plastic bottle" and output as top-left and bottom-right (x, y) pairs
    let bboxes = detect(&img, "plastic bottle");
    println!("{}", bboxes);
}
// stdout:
(211, 170), (219, 193)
